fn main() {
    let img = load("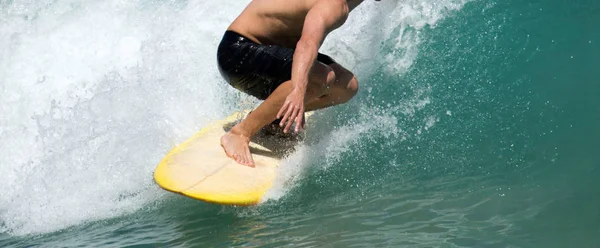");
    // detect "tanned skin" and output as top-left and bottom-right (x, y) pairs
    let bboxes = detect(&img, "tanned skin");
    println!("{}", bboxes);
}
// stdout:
(221, 0), (372, 167)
